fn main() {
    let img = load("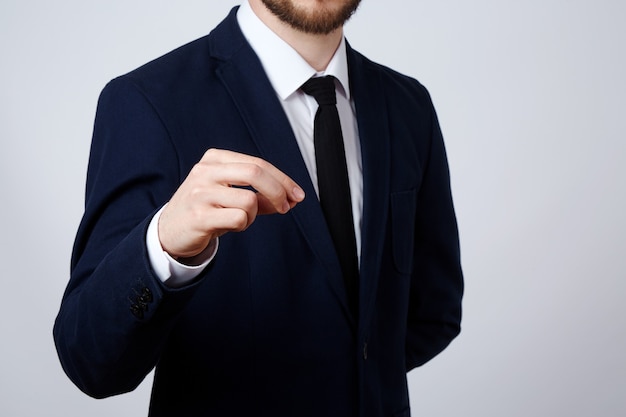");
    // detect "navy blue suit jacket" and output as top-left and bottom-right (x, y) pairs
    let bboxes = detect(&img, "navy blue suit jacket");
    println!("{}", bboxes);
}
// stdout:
(54, 7), (463, 417)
